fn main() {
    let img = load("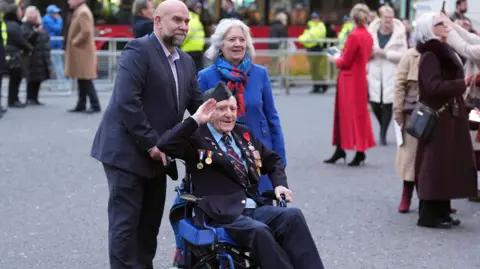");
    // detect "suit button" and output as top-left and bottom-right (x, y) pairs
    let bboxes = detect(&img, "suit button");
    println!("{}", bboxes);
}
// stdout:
(241, 200), (246, 204)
